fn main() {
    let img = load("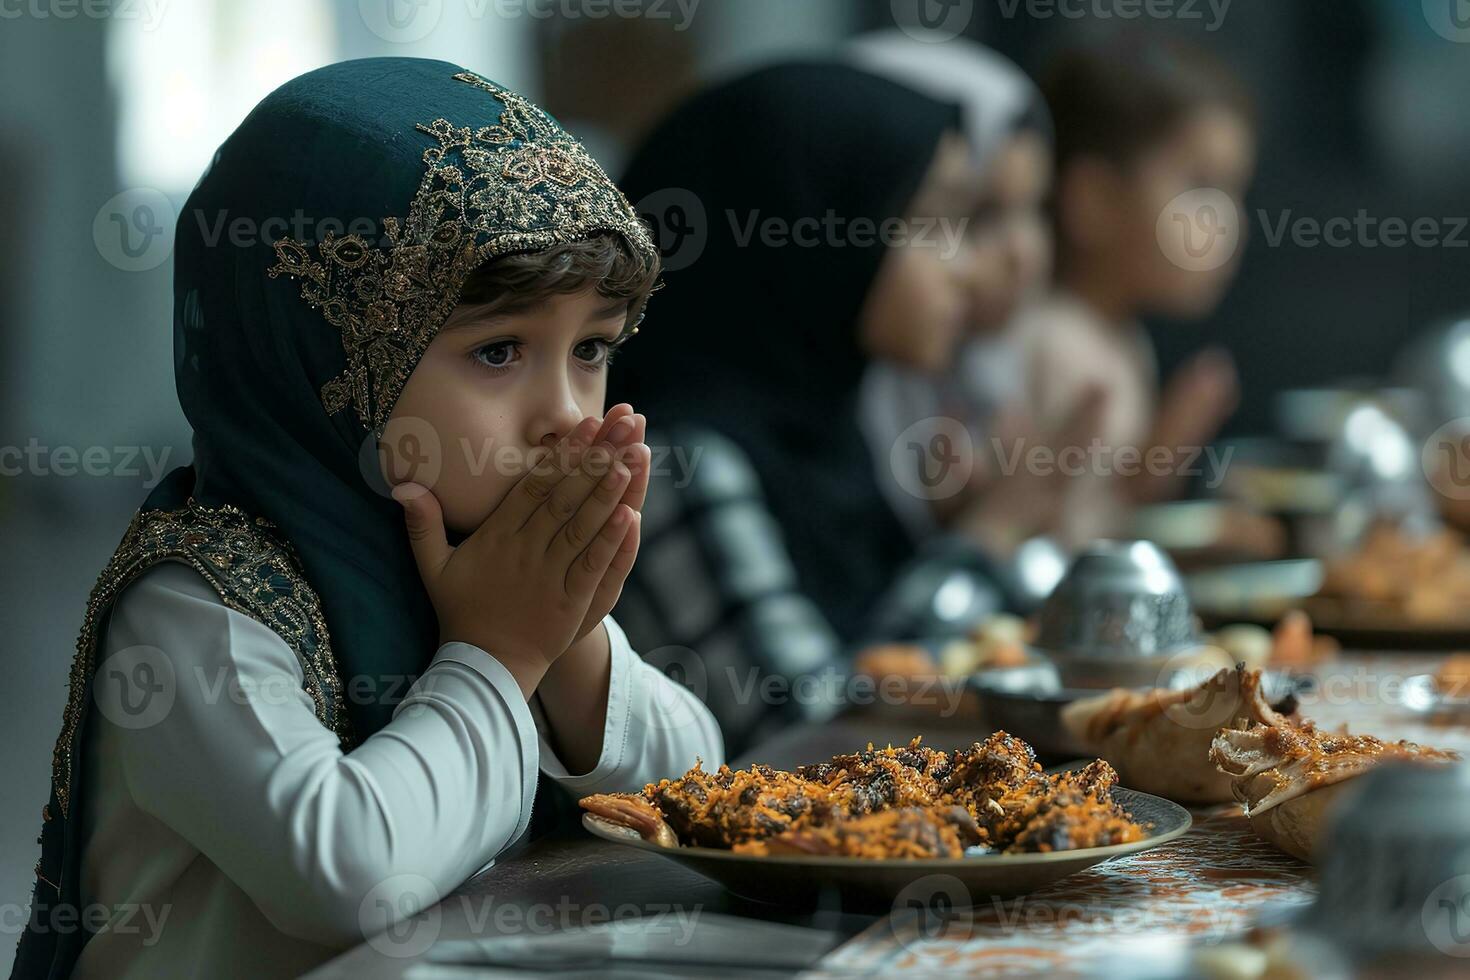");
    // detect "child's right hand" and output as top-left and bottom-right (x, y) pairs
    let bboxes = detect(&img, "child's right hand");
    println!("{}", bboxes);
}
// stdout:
(393, 416), (635, 695)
